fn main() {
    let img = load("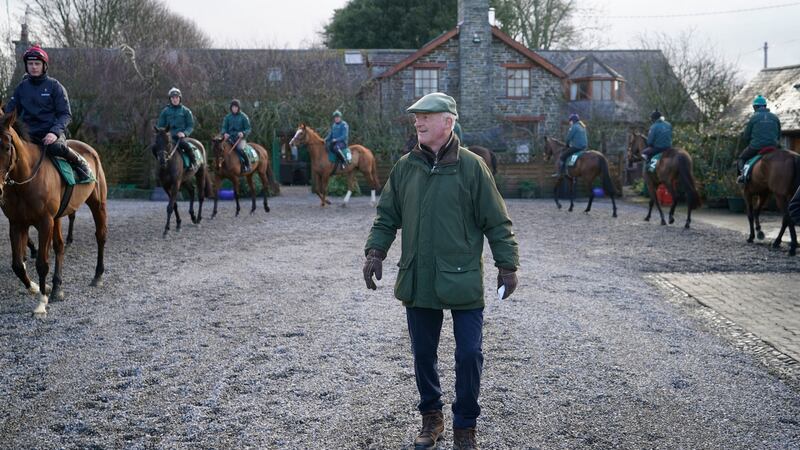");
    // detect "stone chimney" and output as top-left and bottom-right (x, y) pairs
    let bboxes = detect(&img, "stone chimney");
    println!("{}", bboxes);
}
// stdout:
(458, 0), (492, 131)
